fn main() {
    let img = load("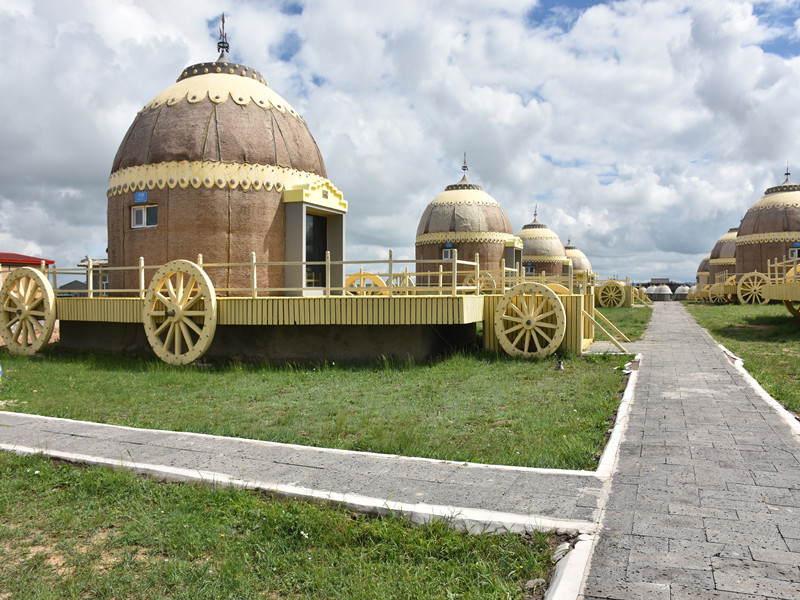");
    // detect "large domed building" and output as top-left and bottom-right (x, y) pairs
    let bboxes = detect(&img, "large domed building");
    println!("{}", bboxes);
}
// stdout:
(736, 170), (800, 274)
(516, 211), (569, 277)
(696, 253), (711, 288)
(415, 162), (521, 282)
(563, 239), (592, 274)
(707, 228), (738, 285)
(107, 29), (346, 295)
